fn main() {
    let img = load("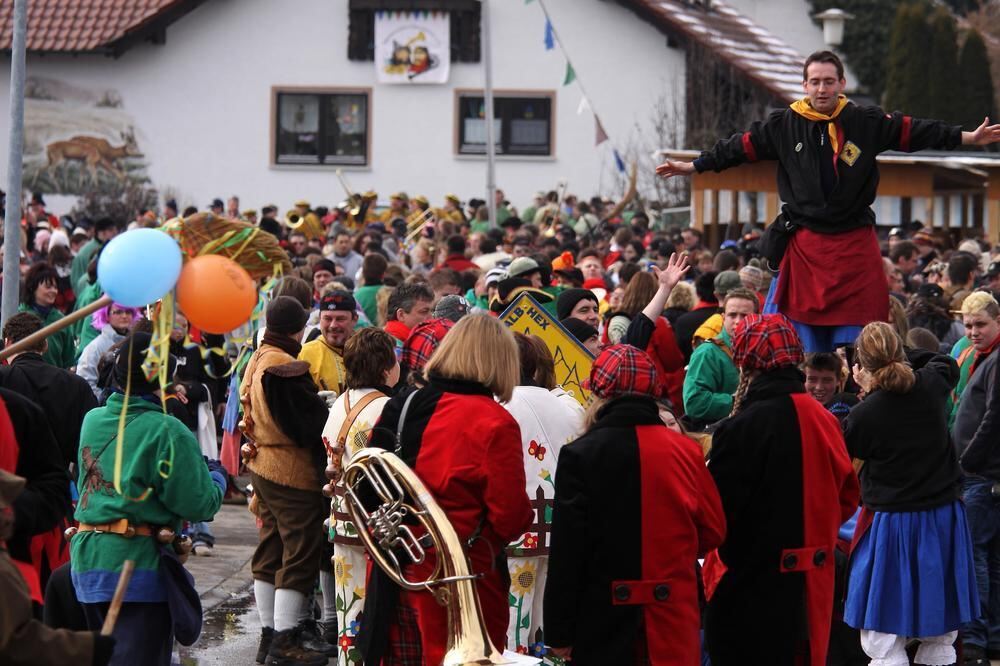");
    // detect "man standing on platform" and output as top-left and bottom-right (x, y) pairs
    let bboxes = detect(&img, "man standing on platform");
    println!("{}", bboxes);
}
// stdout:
(657, 50), (1000, 352)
